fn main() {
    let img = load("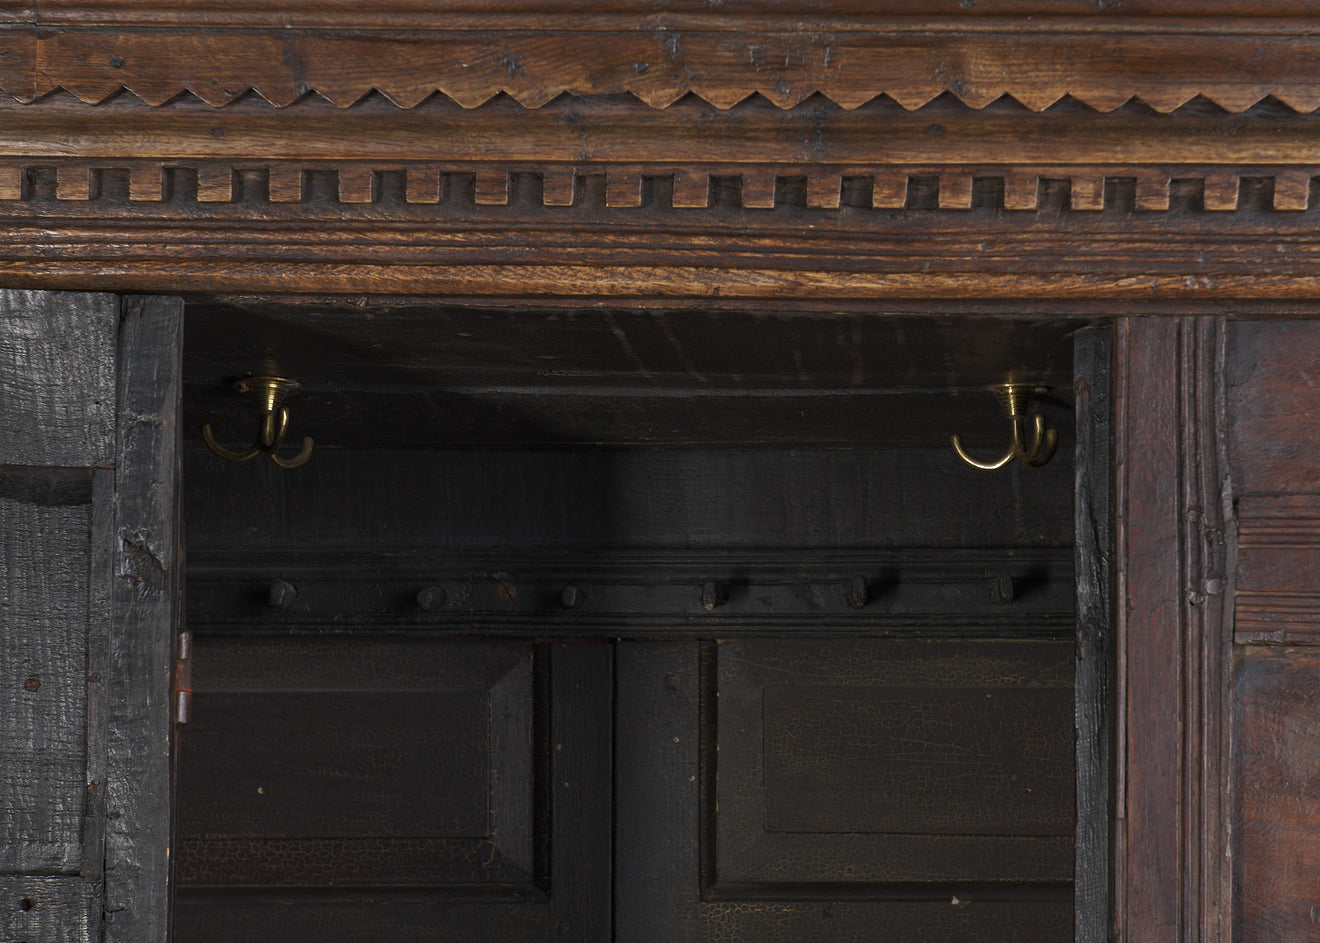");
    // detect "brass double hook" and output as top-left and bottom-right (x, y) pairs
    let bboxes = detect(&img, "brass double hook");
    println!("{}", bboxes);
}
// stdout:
(201, 376), (314, 469)
(951, 382), (1057, 471)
